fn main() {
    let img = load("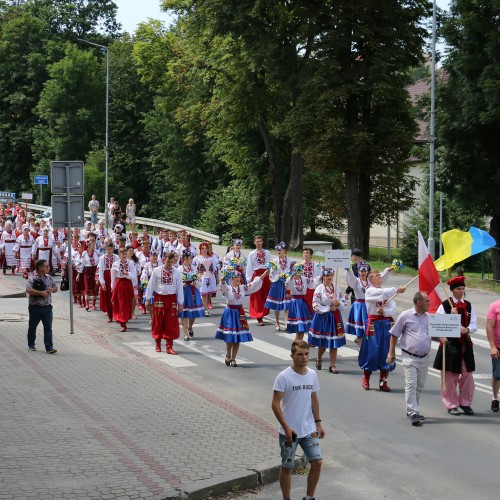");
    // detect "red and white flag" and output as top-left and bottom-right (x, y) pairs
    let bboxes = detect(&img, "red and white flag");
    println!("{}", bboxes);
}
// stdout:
(418, 231), (443, 313)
